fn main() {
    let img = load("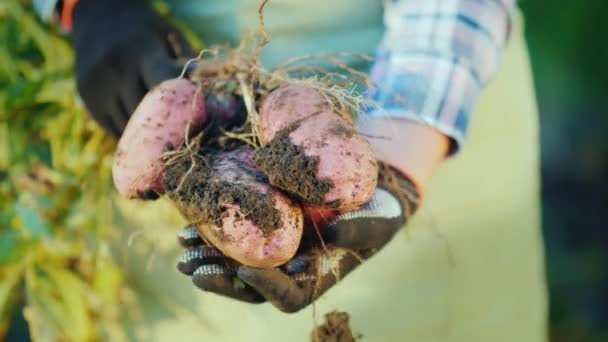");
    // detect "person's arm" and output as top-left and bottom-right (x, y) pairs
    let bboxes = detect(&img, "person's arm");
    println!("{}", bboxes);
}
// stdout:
(360, 0), (516, 197)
